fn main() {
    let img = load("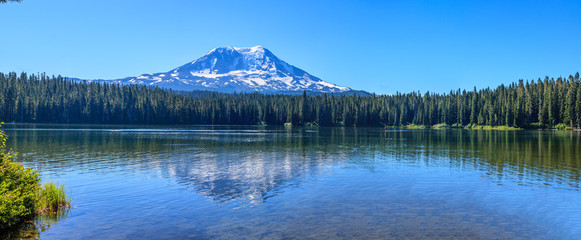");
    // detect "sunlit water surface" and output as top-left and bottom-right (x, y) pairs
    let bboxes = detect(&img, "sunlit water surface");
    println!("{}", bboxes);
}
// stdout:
(3, 124), (581, 239)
